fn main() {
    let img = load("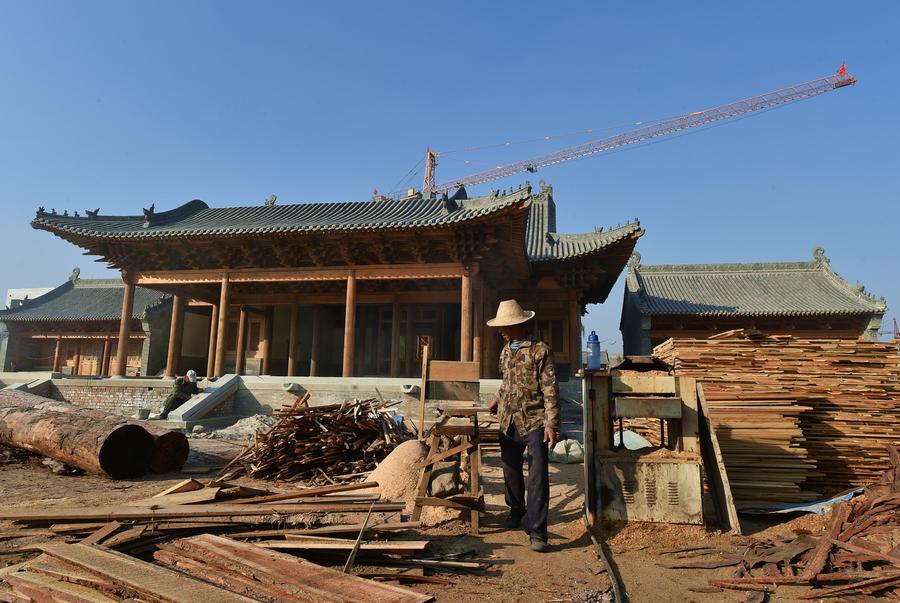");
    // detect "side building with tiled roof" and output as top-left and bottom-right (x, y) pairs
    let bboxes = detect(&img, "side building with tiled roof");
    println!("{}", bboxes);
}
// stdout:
(620, 247), (887, 354)
(27, 181), (643, 379)
(0, 273), (174, 376)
